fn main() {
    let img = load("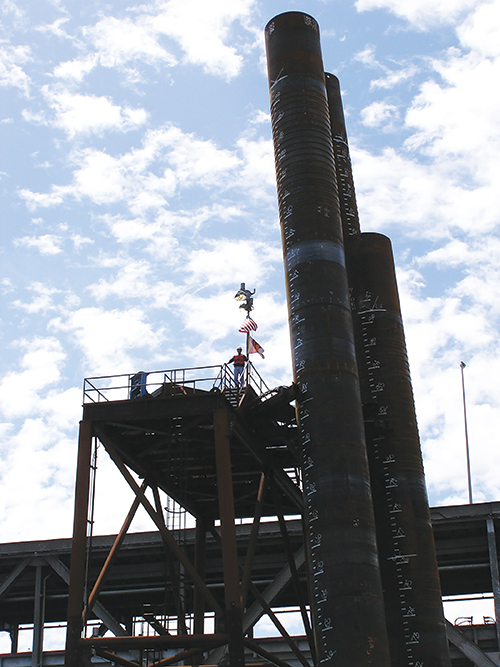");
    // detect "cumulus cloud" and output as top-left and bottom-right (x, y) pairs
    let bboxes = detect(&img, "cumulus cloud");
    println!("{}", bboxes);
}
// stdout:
(396, 263), (500, 503)
(14, 233), (63, 254)
(149, 0), (255, 79)
(84, 15), (178, 69)
(352, 2), (500, 238)
(0, 43), (31, 95)
(349, 0), (500, 504)
(355, 0), (479, 29)
(19, 123), (244, 211)
(57, 0), (257, 83)
(53, 55), (97, 82)
(0, 337), (66, 418)
(13, 282), (61, 313)
(360, 100), (400, 128)
(39, 87), (149, 138)
(50, 306), (163, 373)
(184, 238), (281, 288)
